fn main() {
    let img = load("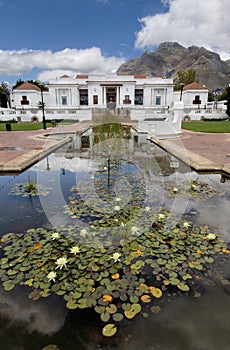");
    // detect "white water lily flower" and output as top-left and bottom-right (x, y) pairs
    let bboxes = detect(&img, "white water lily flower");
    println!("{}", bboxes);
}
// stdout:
(145, 206), (151, 212)
(115, 197), (121, 202)
(183, 222), (190, 228)
(114, 205), (121, 211)
(131, 226), (139, 235)
(111, 252), (121, 263)
(47, 271), (57, 282)
(206, 233), (216, 241)
(173, 187), (178, 193)
(51, 232), (60, 240)
(55, 257), (68, 269)
(80, 228), (88, 237)
(158, 213), (165, 220)
(70, 246), (81, 255)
